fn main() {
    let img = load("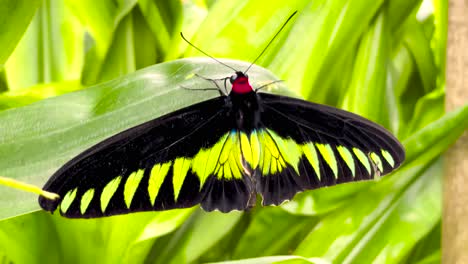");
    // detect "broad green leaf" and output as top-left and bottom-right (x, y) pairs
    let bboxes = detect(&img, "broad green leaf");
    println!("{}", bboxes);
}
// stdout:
(0, 68), (7, 92)
(5, 0), (84, 91)
(186, 0), (302, 63)
(341, 11), (390, 127)
(137, 0), (183, 60)
(49, 209), (194, 264)
(149, 210), (243, 264)
(404, 104), (468, 165)
(403, 87), (444, 137)
(68, 0), (138, 84)
(0, 58), (284, 220)
(132, 7), (159, 69)
(96, 12), (137, 83)
(387, 0), (422, 32)
(0, 0), (41, 66)
(281, 181), (374, 216)
(402, 17), (437, 94)
(432, 0), (447, 83)
(0, 212), (61, 264)
(232, 208), (312, 258)
(0, 81), (81, 110)
(405, 222), (441, 263)
(414, 251), (440, 264)
(339, 159), (442, 263)
(269, 0), (385, 103)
